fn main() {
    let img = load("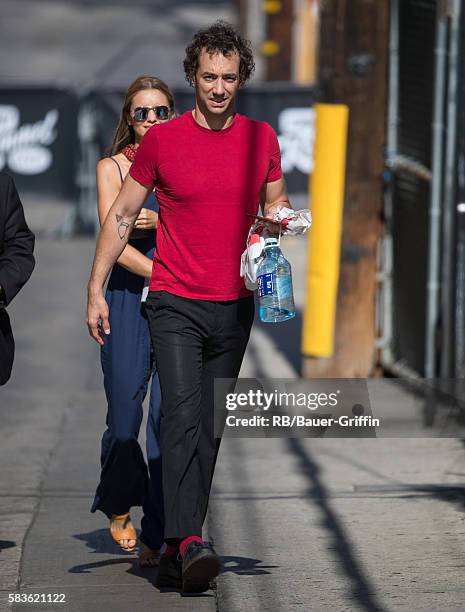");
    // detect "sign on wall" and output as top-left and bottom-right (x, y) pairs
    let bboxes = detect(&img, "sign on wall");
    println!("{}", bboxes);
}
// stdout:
(0, 89), (78, 199)
(236, 86), (315, 193)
